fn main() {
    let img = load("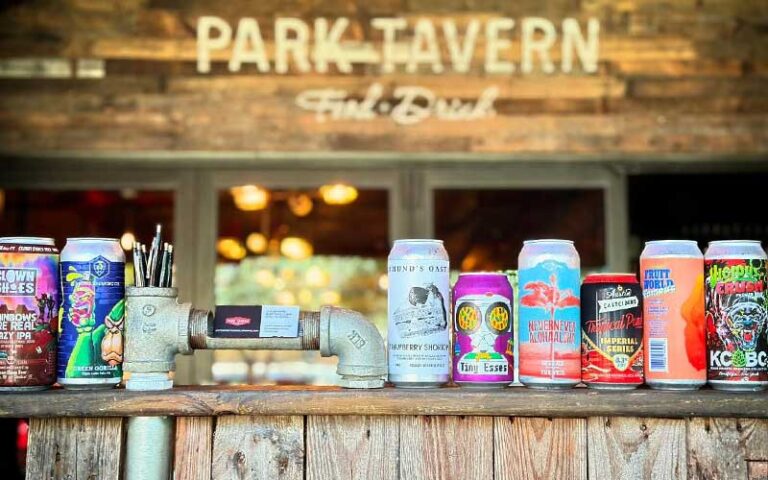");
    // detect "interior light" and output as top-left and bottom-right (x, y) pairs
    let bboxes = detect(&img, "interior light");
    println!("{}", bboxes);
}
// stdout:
(319, 290), (341, 305)
(231, 185), (270, 211)
(280, 237), (313, 260)
(378, 274), (389, 291)
(287, 193), (314, 217)
(120, 231), (136, 251)
(246, 233), (268, 254)
(319, 183), (358, 205)
(305, 266), (330, 288)
(217, 238), (247, 261)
